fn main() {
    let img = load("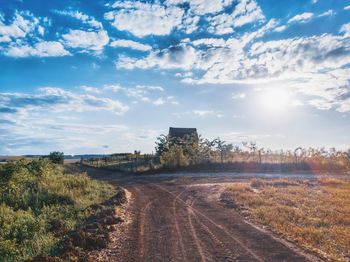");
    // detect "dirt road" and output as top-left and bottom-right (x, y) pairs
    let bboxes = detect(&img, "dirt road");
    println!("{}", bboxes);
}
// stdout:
(86, 168), (322, 262)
